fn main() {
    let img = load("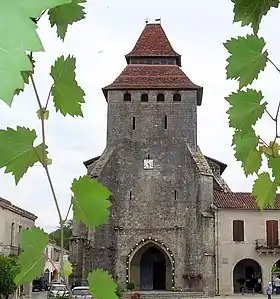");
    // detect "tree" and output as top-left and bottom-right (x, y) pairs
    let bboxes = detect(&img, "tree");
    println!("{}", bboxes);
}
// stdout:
(0, 1), (117, 299)
(225, 0), (280, 209)
(49, 219), (73, 250)
(0, 256), (19, 299)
